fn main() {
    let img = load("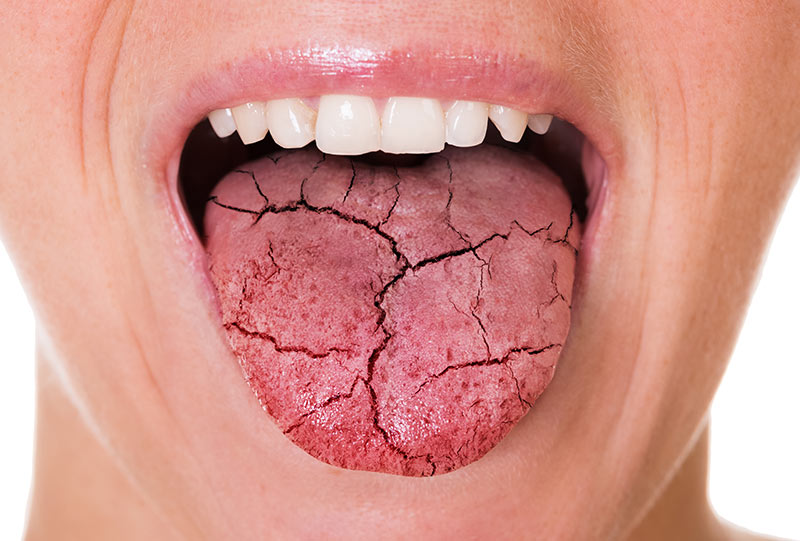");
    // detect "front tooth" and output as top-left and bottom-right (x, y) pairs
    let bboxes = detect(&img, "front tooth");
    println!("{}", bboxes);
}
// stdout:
(488, 104), (527, 143)
(208, 108), (236, 138)
(528, 113), (553, 135)
(381, 97), (445, 154)
(445, 101), (488, 147)
(231, 102), (268, 144)
(315, 95), (380, 155)
(265, 98), (316, 148)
